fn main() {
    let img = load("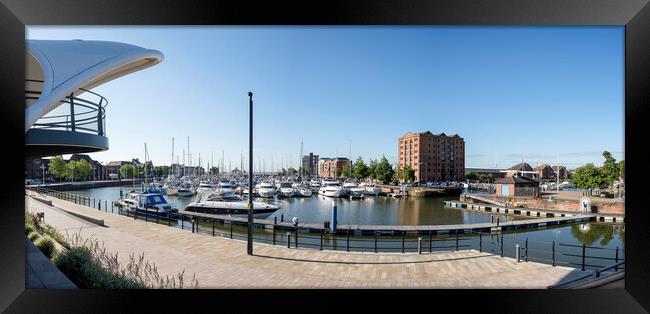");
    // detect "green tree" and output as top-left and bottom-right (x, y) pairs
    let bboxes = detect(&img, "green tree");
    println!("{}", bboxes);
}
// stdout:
(601, 151), (619, 187)
(367, 159), (378, 179)
(465, 172), (479, 181)
(48, 155), (68, 181)
(352, 157), (369, 180)
(402, 166), (416, 182)
(338, 164), (351, 179)
(618, 160), (625, 182)
(119, 164), (136, 179)
(71, 159), (92, 180)
(287, 168), (297, 176)
(572, 163), (604, 190)
(374, 156), (394, 183)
